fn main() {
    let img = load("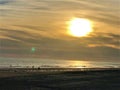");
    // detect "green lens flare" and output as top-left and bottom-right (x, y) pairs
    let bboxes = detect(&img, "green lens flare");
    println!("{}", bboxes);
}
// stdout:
(31, 47), (36, 53)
